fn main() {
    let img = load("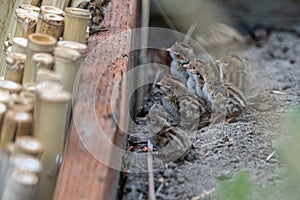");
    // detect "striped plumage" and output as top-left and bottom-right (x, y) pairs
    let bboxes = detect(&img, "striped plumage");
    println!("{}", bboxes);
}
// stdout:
(147, 113), (191, 162)
(170, 60), (189, 84)
(206, 81), (247, 123)
(178, 94), (207, 131)
(157, 76), (189, 98)
(167, 42), (195, 62)
(161, 95), (180, 122)
(216, 53), (248, 92)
